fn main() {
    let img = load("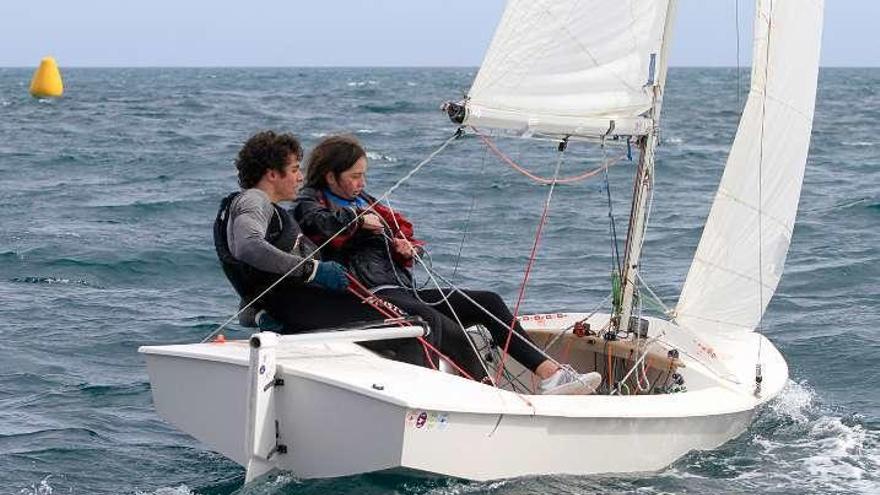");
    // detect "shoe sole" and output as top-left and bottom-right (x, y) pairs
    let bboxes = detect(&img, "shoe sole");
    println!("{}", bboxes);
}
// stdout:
(541, 372), (601, 395)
